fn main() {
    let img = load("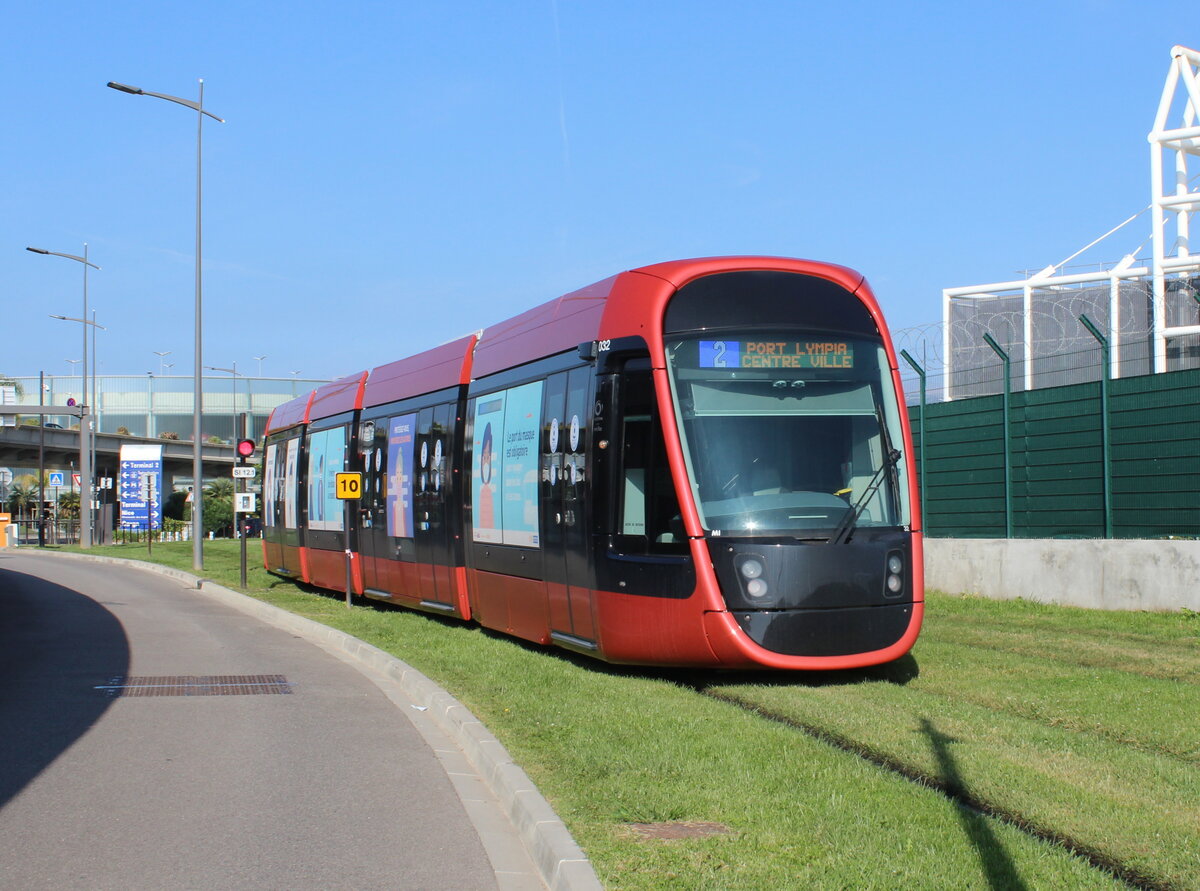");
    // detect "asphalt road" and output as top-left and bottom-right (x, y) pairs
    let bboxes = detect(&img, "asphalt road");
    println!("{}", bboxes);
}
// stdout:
(0, 551), (541, 890)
